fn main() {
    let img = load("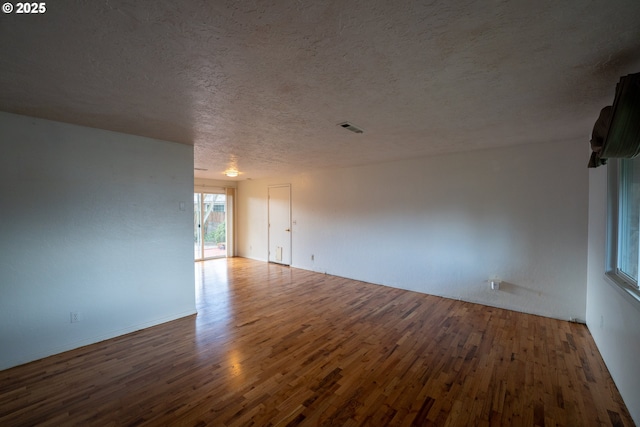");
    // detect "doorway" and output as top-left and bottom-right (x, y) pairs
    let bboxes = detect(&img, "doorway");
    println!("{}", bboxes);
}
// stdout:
(268, 184), (291, 265)
(194, 192), (227, 261)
